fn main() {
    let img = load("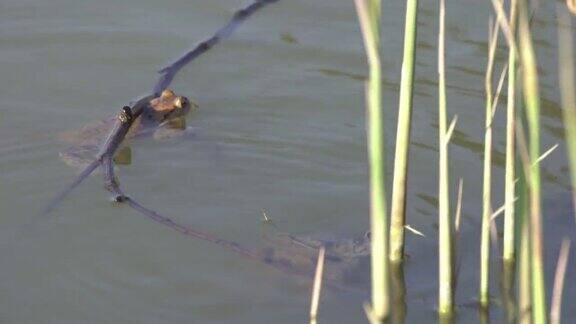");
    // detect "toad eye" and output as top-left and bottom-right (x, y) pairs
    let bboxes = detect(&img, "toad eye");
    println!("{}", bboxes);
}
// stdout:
(174, 97), (188, 109)
(161, 89), (175, 98)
